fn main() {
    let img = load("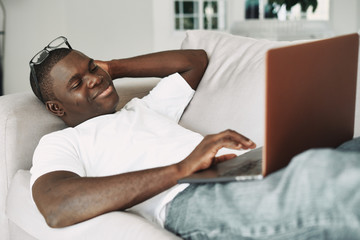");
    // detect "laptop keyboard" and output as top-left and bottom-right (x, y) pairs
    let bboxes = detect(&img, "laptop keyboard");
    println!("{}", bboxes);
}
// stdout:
(220, 158), (262, 177)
